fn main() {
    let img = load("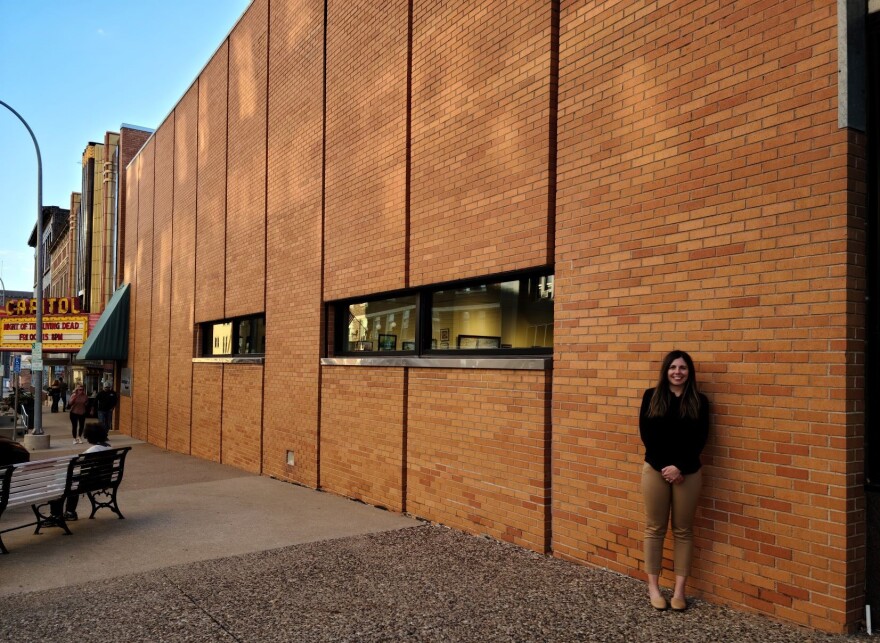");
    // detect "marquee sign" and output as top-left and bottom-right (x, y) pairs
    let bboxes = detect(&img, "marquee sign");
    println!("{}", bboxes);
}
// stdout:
(5, 297), (83, 316)
(0, 315), (89, 350)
